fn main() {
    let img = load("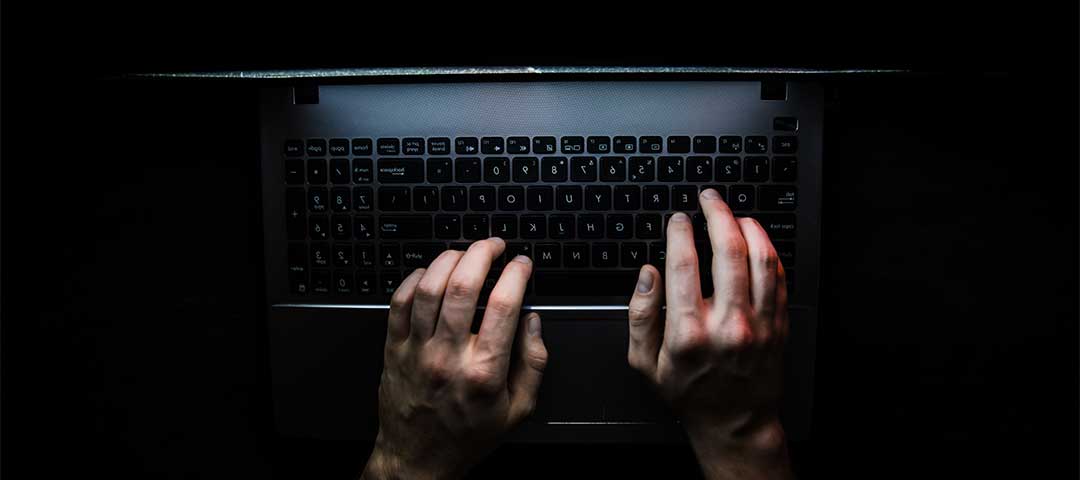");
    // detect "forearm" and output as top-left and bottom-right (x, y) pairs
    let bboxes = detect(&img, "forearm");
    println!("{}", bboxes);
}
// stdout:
(360, 445), (466, 480)
(685, 416), (794, 480)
